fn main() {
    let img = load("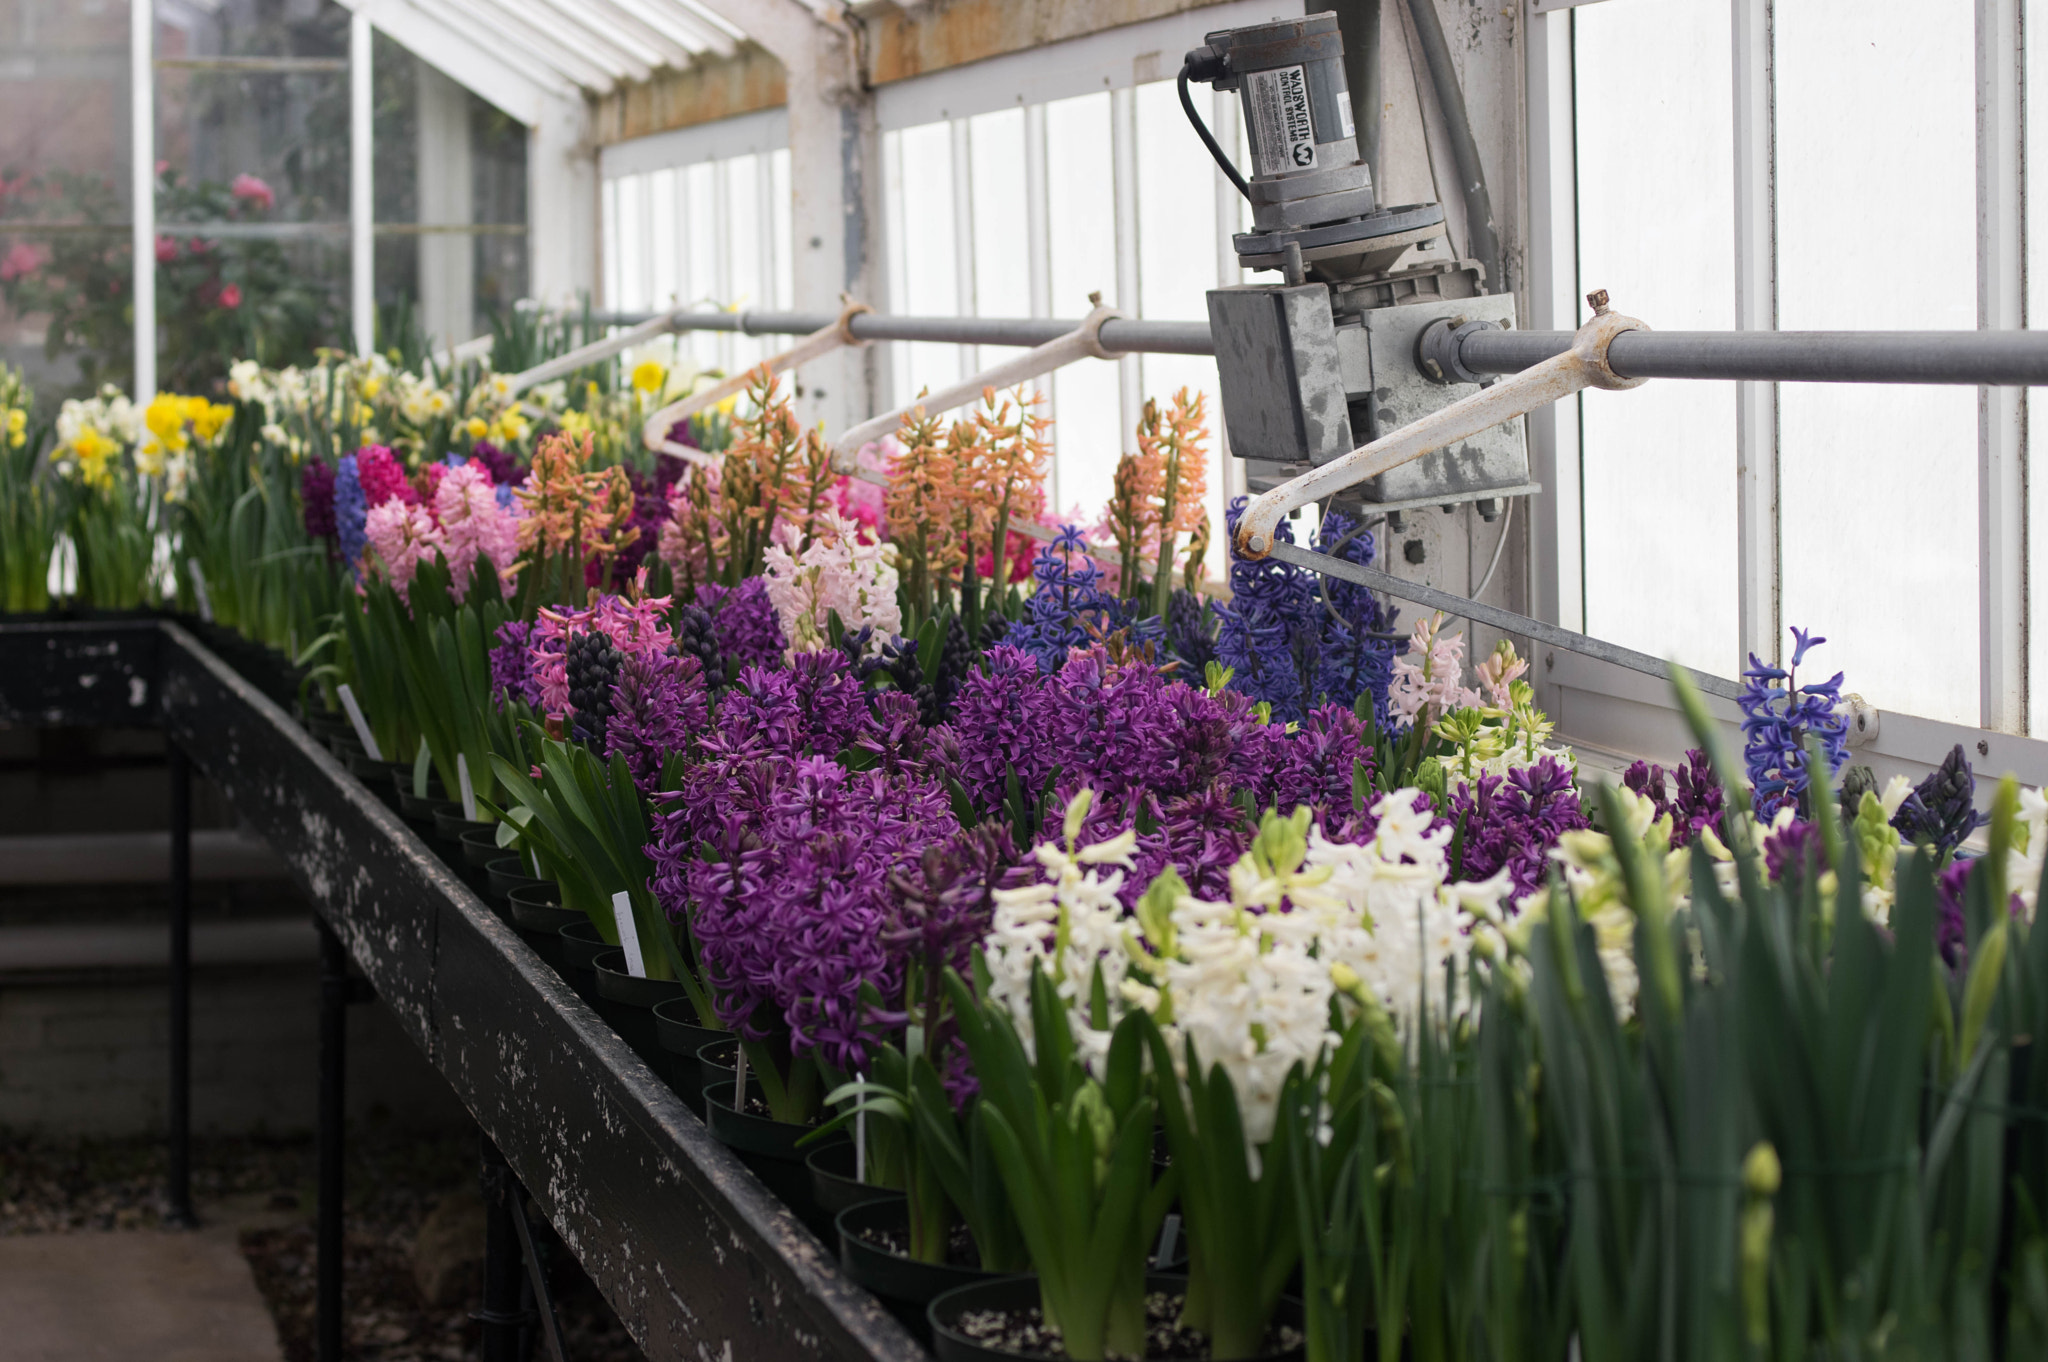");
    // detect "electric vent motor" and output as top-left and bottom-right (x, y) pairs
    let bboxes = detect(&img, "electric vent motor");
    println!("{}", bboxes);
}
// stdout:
(1185, 15), (1530, 506)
